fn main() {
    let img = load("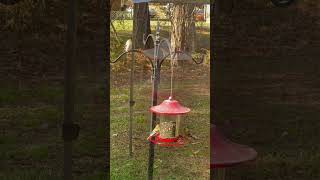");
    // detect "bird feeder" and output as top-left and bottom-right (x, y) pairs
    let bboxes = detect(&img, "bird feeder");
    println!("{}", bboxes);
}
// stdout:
(148, 96), (190, 146)
(211, 124), (257, 180)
